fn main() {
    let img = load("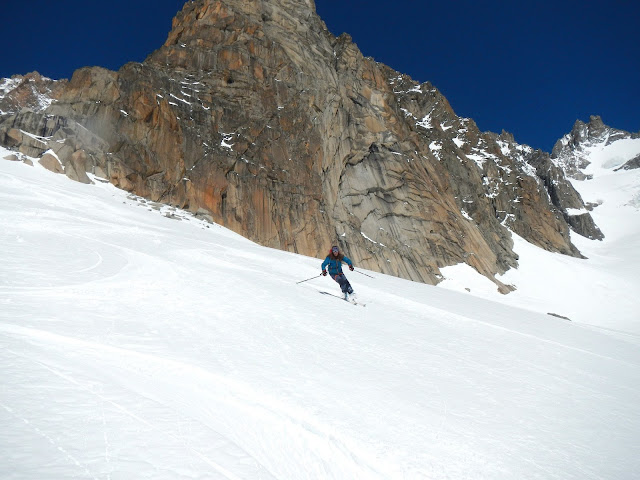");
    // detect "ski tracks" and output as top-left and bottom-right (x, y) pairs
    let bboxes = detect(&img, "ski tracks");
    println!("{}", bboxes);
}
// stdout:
(0, 323), (388, 479)
(0, 402), (100, 480)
